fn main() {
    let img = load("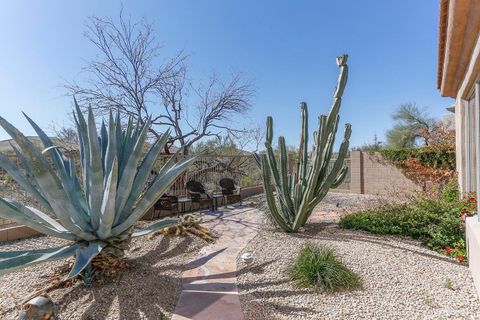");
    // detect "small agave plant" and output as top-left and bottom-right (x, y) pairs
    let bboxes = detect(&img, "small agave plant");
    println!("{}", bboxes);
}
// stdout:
(0, 101), (197, 279)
